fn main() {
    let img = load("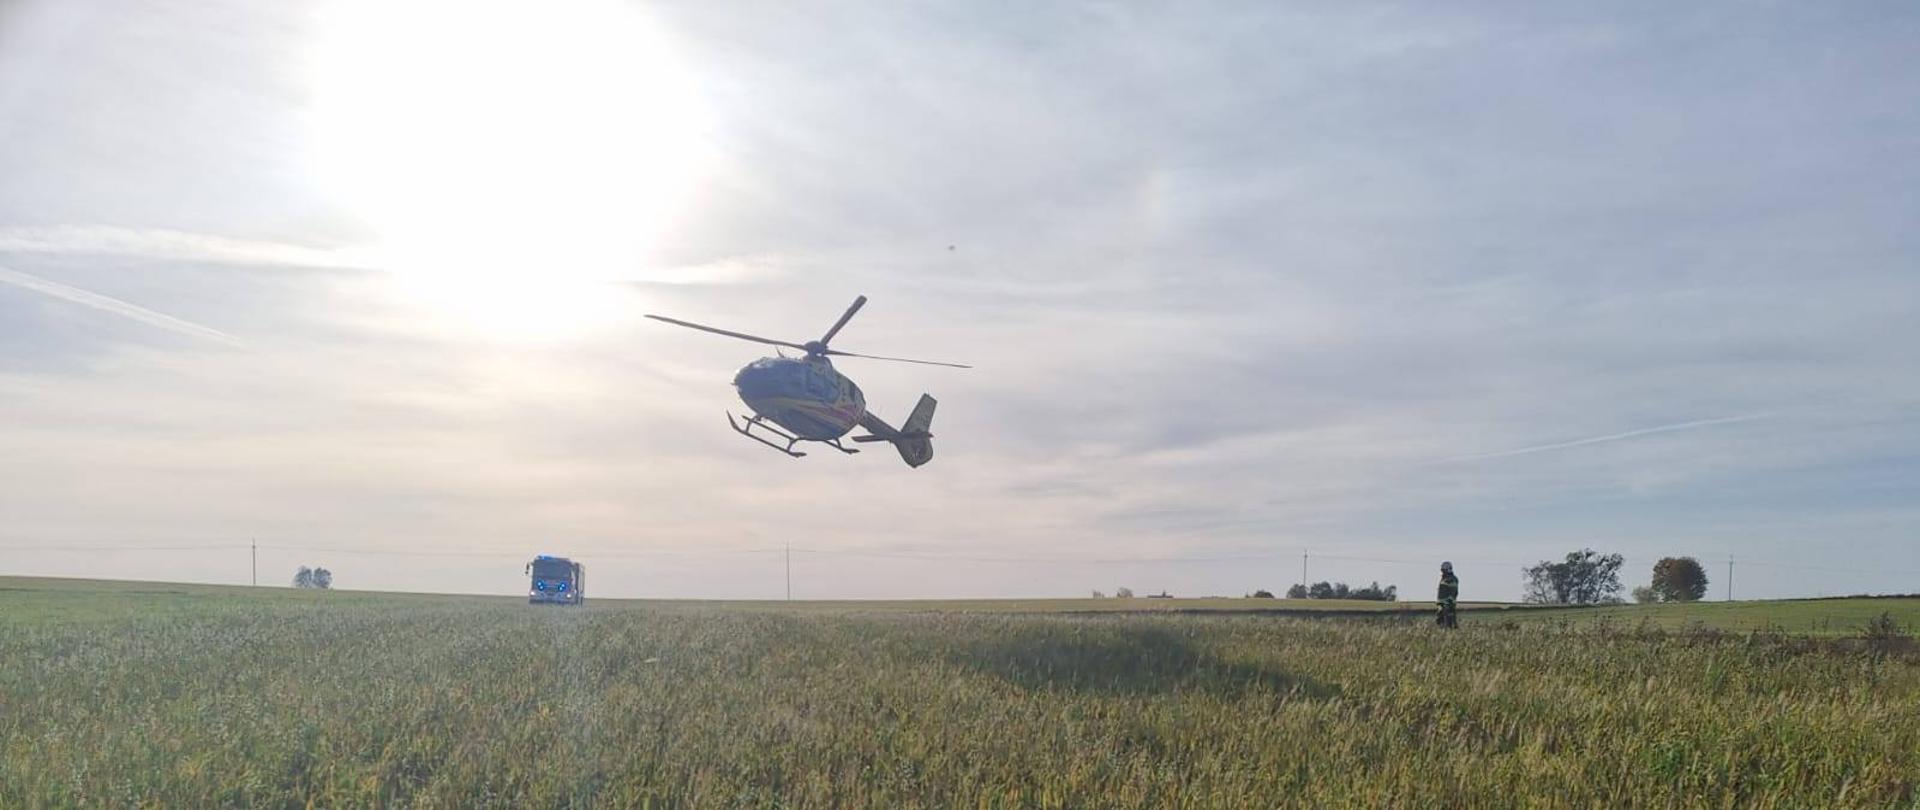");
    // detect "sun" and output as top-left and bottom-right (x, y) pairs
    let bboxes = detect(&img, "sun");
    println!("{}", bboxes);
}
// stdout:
(306, 0), (712, 339)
